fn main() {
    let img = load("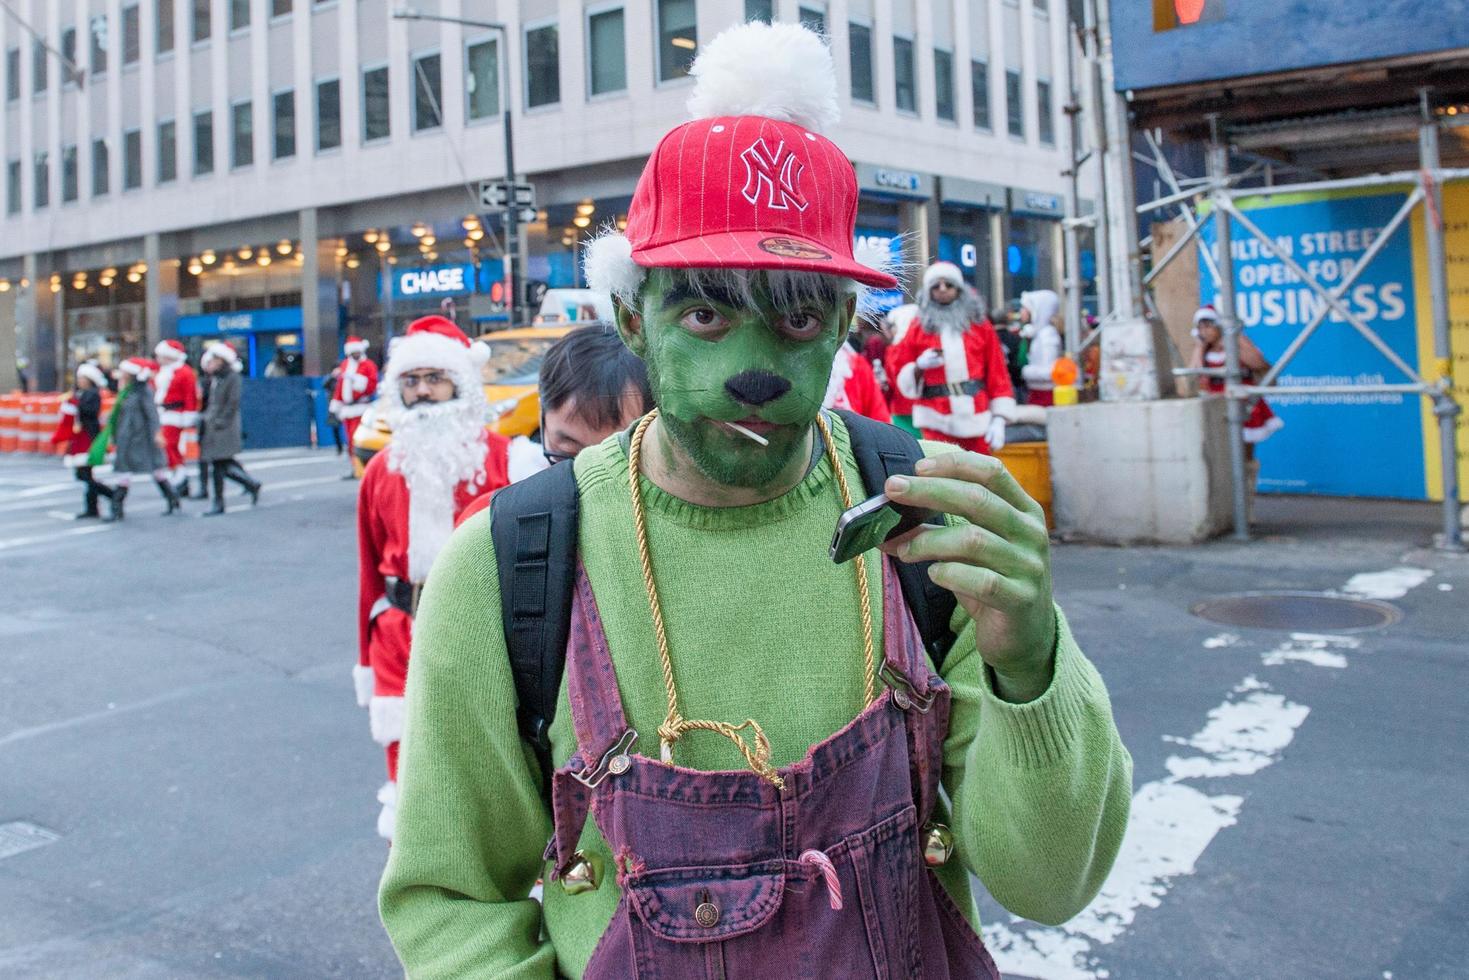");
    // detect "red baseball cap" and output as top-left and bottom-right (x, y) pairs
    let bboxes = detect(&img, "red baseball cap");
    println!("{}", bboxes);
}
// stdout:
(623, 115), (897, 290)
